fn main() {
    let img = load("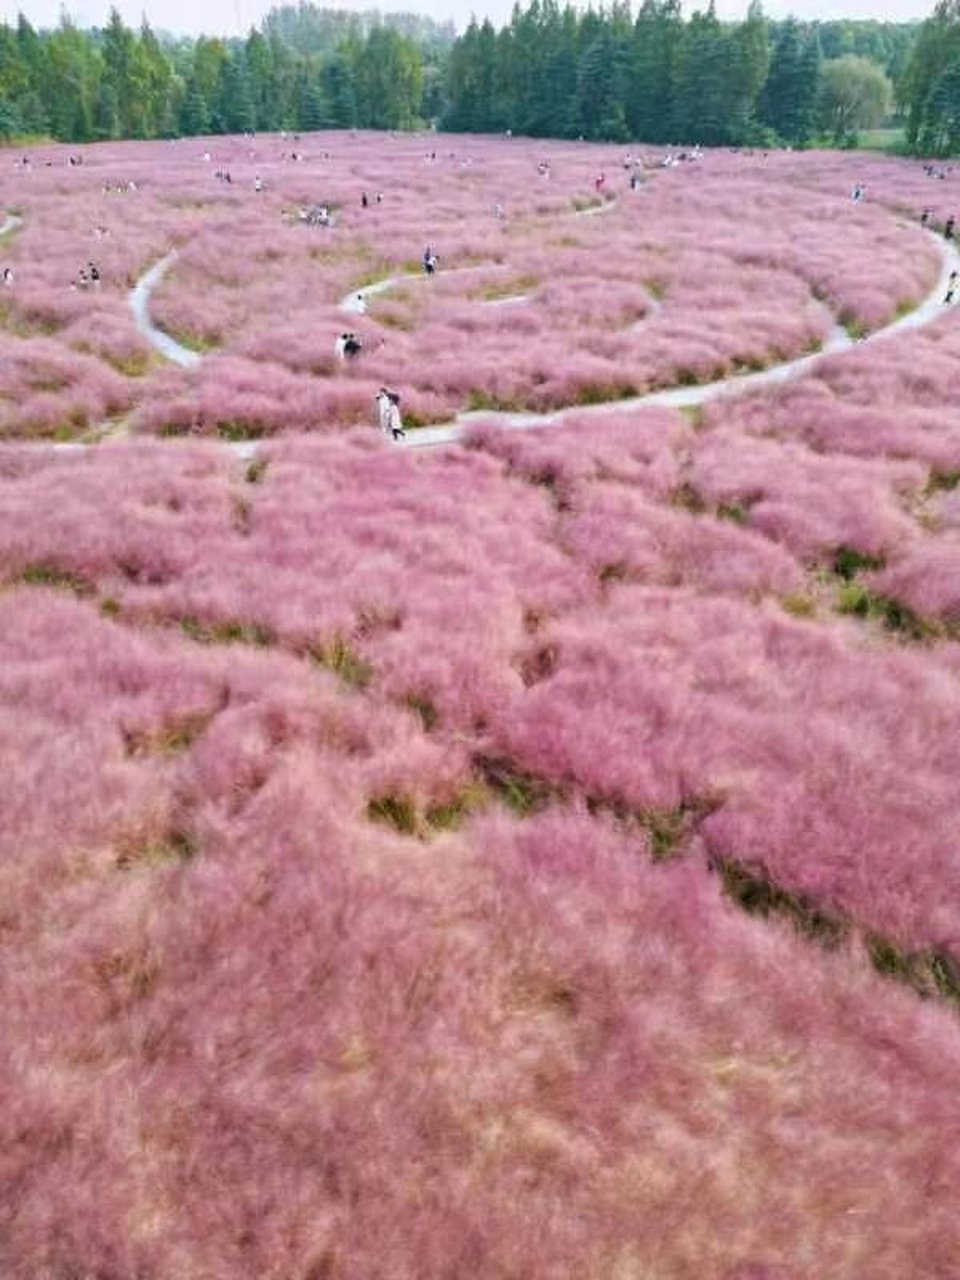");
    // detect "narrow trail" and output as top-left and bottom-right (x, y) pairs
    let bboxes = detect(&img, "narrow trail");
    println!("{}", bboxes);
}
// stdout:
(406, 231), (960, 449)
(0, 213), (22, 238)
(129, 251), (201, 368)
